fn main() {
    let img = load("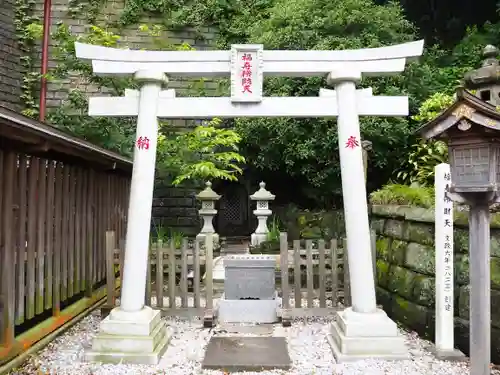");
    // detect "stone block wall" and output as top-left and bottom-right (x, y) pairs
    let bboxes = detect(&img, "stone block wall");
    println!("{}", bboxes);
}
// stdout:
(370, 204), (500, 363)
(31, 0), (219, 112)
(0, 0), (23, 111)
(152, 184), (200, 236)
